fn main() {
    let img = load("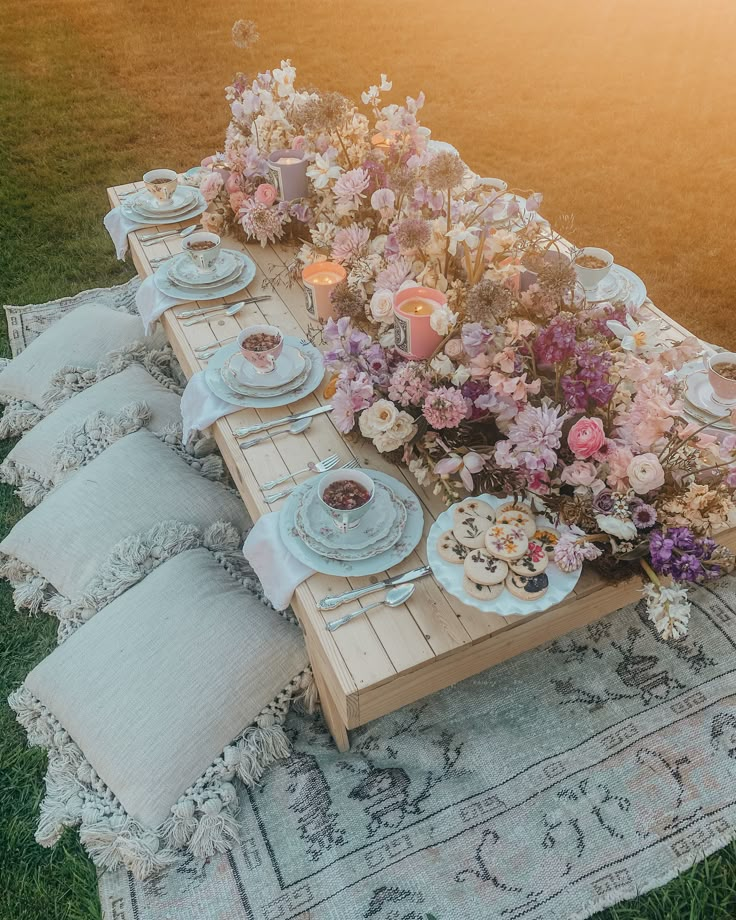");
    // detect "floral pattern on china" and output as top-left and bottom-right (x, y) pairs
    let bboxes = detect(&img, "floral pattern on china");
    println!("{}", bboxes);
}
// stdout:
(186, 19), (736, 642)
